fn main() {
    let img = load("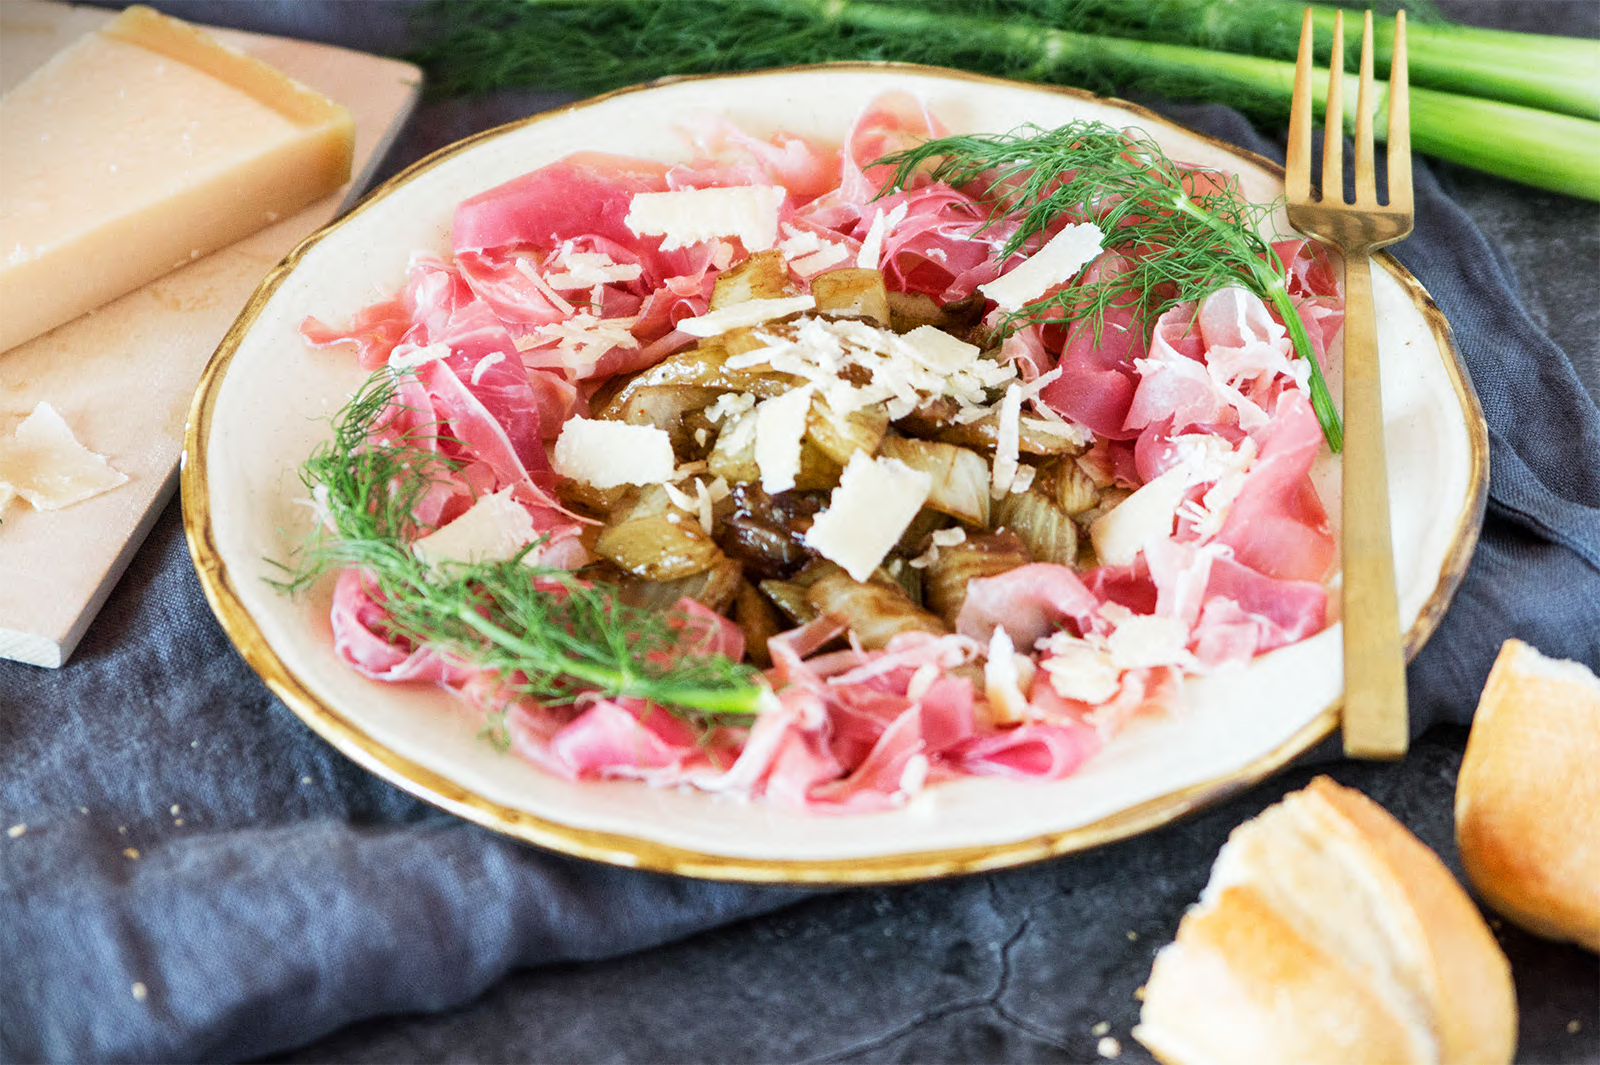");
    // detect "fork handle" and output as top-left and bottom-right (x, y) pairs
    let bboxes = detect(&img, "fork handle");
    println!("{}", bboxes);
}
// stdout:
(1341, 250), (1409, 758)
